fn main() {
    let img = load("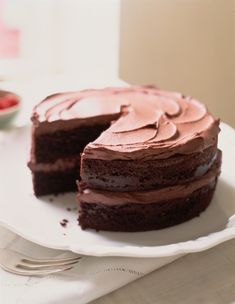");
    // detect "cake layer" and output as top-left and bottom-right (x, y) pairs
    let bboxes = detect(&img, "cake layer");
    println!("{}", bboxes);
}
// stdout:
(31, 123), (110, 163)
(78, 154), (221, 231)
(78, 183), (216, 232)
(81, 147), (220, 192)
(29, 154), (82, 195)
(78, 155), (220, 206)
(28, 155), (81, 172)
(33, 167), (79, 196)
